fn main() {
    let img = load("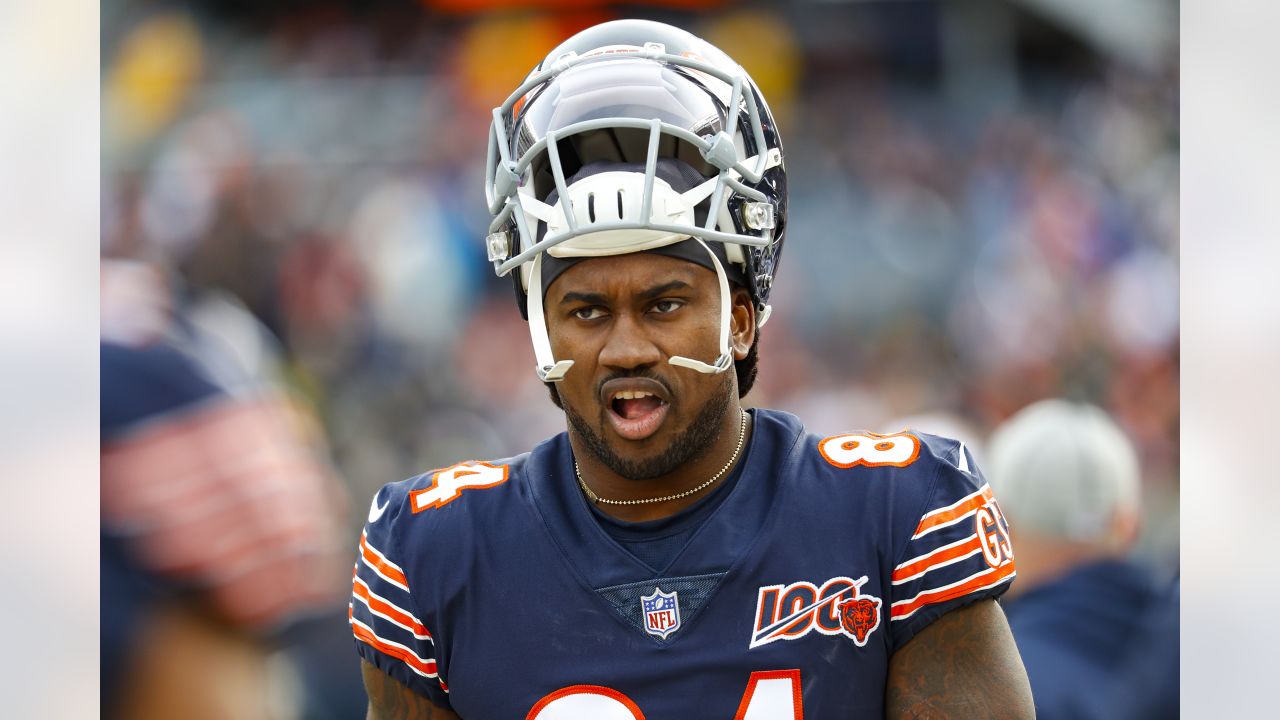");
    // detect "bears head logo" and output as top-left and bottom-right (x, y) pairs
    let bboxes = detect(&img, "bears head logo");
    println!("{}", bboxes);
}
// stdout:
(838, 596), (881, 646)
